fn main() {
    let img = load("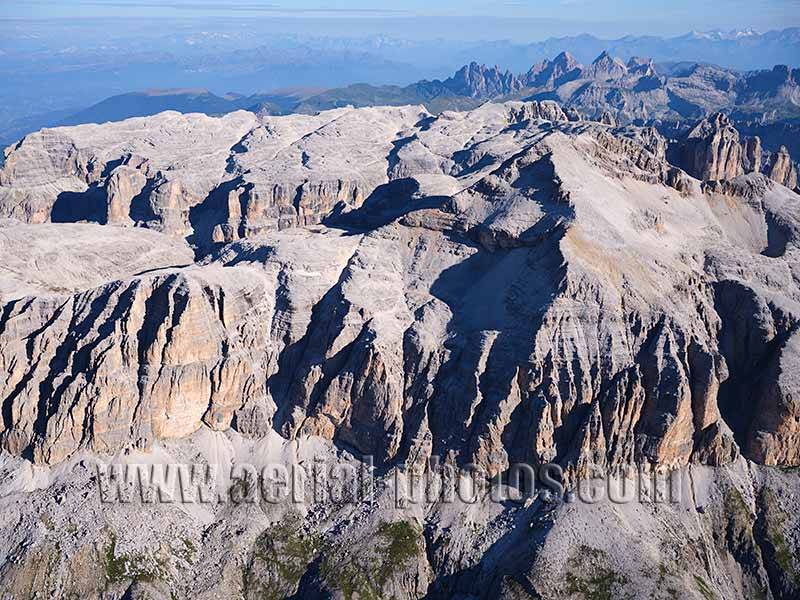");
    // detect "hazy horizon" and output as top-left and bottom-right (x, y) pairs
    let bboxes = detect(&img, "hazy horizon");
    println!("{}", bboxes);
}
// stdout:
(1, 1), (799, 148)
(2, 0), (799, 41)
